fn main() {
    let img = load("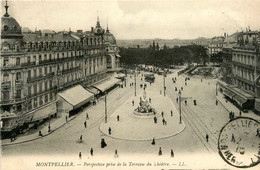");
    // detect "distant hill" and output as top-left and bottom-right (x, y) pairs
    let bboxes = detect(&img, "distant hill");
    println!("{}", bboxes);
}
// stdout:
(117, 37), (211, 48)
